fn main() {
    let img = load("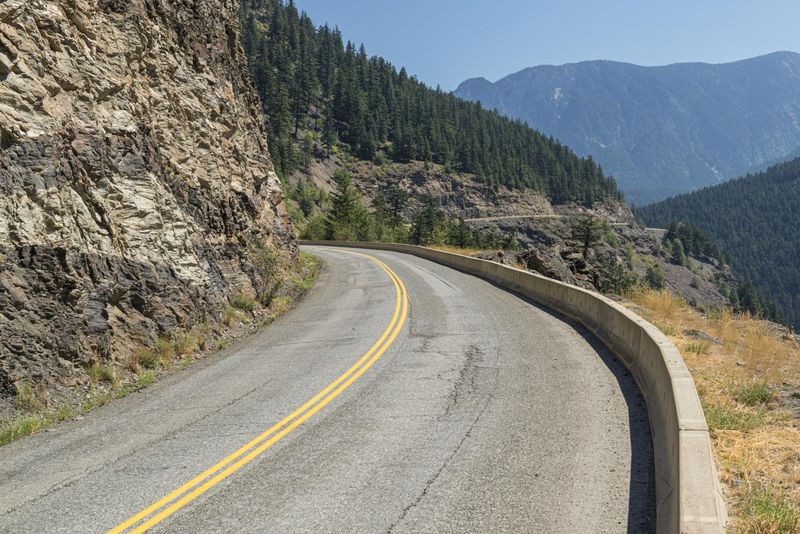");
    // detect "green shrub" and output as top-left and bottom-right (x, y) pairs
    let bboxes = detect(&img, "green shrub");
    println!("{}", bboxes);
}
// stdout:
(252, 244), (285, 307)
(703, 402), (766, 432)
(684, 342), (709, 356)
(742, 488), (800, 534)
(135, 371), (157, 389)
(87, 365), (117, 385)
(231, 293), (258, 312)
(133, 348), (159, 370)
(734, 382), (774, 407)
(0, 413), (52, 446)
(645, 263), (666, 290)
